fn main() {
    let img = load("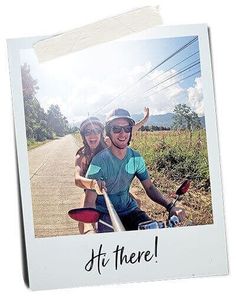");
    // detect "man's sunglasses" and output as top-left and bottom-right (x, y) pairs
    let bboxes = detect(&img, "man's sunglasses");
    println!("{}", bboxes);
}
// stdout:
(111, 125), (132, 134)
(82, 127), (102, 136)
